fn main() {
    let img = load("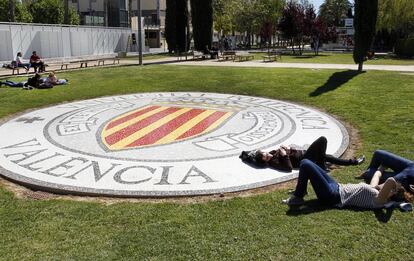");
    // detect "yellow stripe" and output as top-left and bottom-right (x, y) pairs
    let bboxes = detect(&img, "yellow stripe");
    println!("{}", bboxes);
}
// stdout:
(154, 110), (216, 145)
(109, 105), (152, 123)
(103, 106), (169, 136)
(110, 108), (192, 150)
(203, 112), (233, 133)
